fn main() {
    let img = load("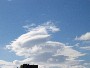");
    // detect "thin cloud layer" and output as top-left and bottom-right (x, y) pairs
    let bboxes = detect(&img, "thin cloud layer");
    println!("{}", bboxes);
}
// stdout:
(0, 60), (17, 68)
(2, 22), (86, 68)
(80, 46), (90, 50)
